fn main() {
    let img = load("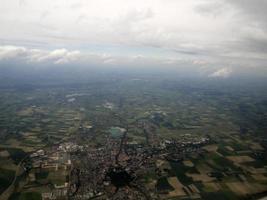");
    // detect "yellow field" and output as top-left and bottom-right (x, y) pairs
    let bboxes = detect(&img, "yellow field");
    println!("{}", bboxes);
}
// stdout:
(196, 163), (213, 174)
(183, 160), (194, 167)
(225, 146), (234, 151)
(203, 182), (221, 192)
(226, 155), (255, 163)
(186, 173), (215, 182)
(203, 145), (218, 152)
(252, 174), (267, 181)
(167, 177), (186, 197)
(250, 142), (264, 150)
(241, 166), (267, 174)
(17, 107), (34, 116)
(226, 182), (266, 196)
